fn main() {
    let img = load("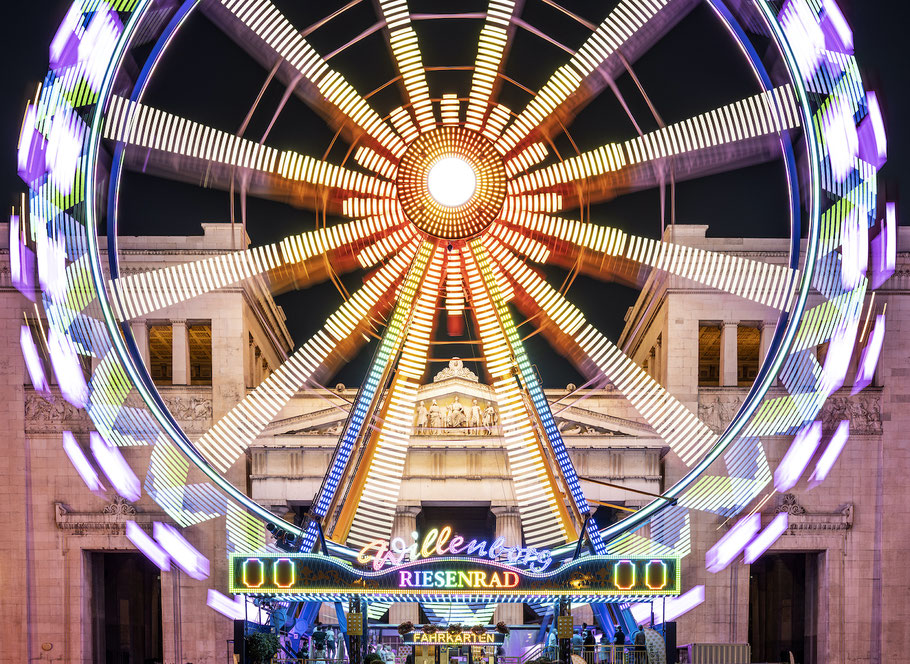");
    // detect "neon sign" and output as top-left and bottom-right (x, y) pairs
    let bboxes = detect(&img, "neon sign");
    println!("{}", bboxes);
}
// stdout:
(228, 553), (681, 602)
(356, 526), (553, 572)
(398, 569), (519, 589)
(404, 632), (505, 646)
